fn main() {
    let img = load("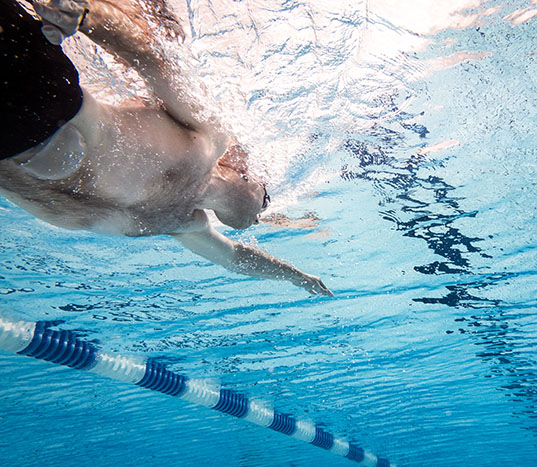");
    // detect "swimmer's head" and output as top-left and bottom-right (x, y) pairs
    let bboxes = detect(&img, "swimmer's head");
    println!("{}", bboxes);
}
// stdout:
(204, 161), (270, 230)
